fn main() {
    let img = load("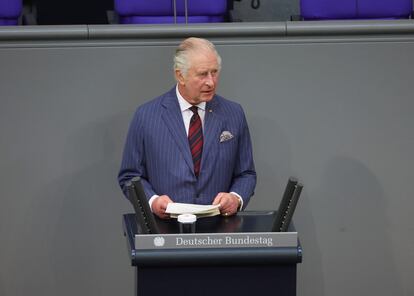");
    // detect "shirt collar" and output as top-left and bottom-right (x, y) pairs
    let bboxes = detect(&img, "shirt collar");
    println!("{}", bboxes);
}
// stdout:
(176, 85), (206, 112)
